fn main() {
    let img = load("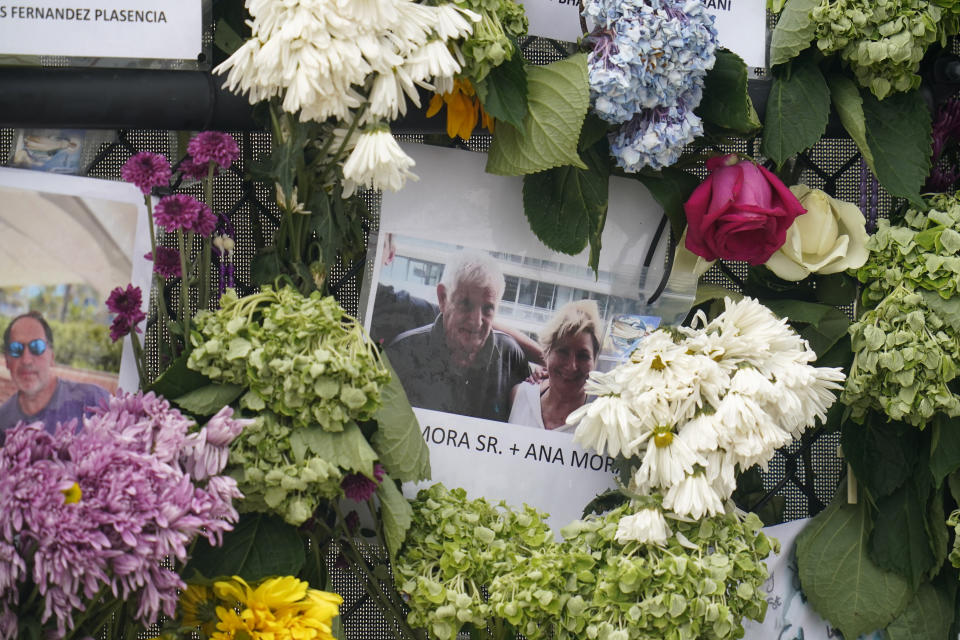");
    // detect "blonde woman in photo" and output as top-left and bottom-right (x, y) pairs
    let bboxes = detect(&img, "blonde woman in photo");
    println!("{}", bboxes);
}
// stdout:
(508, 300), (601, 432)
